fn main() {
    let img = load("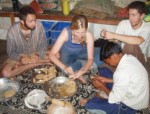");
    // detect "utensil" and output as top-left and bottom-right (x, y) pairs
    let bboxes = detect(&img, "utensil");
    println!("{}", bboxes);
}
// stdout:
(0, 78), (19, 101)
(24, 89), (48, 110)
(32, 66), (58, 84)
(24, 97), (47, 113)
